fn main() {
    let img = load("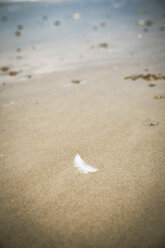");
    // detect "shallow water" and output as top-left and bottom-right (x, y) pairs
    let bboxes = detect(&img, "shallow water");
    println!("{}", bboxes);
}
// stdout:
(0, 0), (165, 82)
